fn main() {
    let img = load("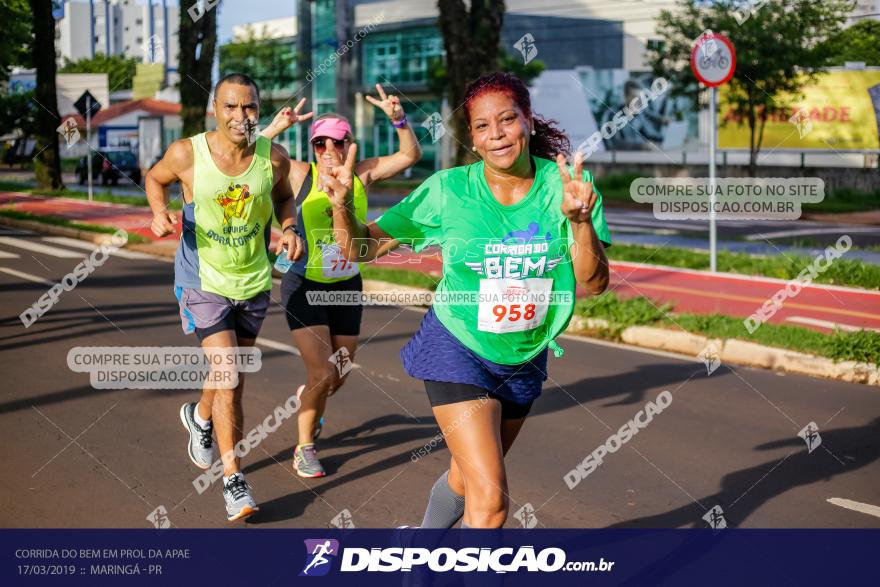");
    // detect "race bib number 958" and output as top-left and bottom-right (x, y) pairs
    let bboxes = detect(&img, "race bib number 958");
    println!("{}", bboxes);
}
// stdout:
(477, 278), (551, 333)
